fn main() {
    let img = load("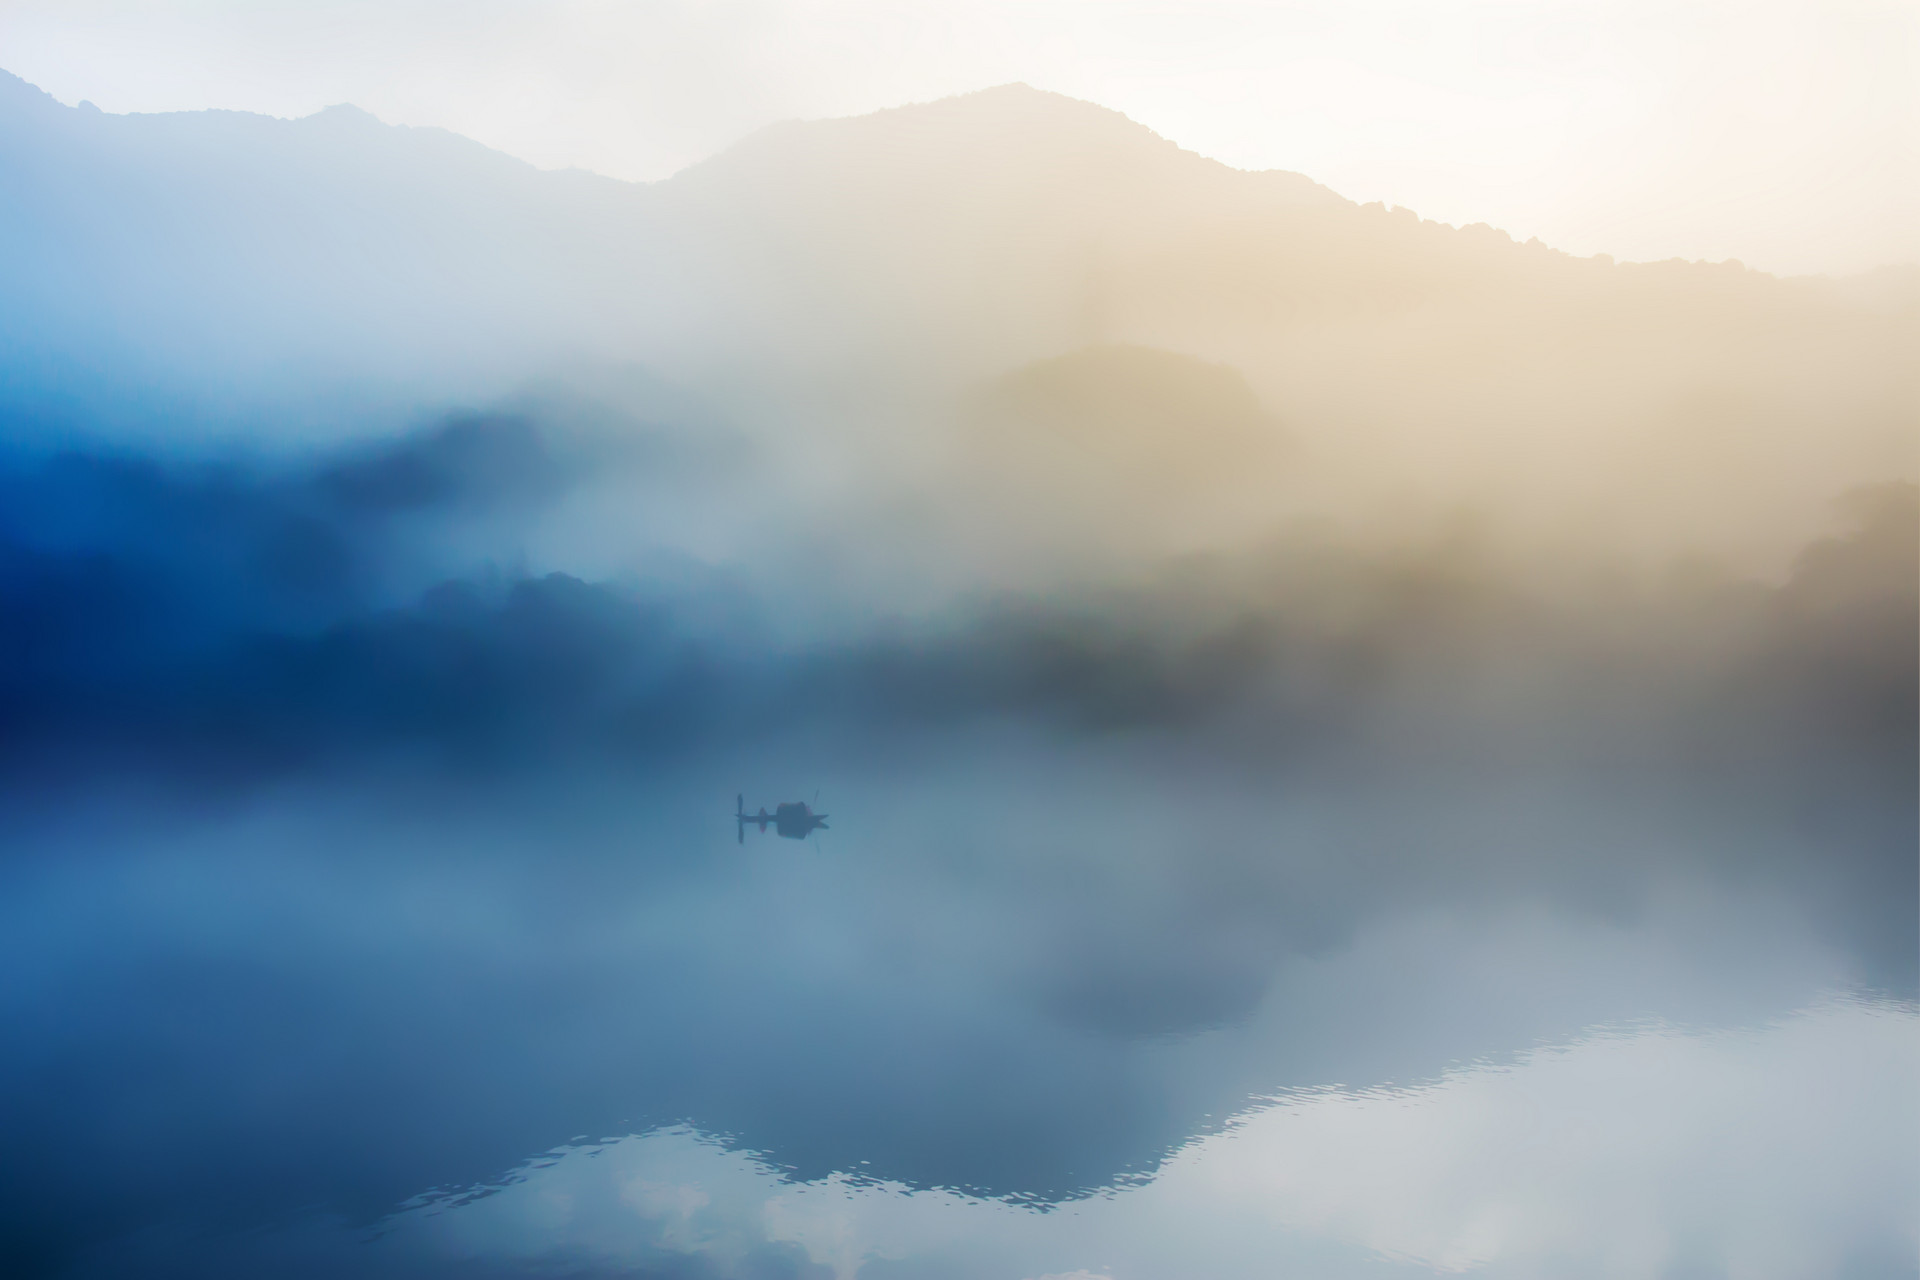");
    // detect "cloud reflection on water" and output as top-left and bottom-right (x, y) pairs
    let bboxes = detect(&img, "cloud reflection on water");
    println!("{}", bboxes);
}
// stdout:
(358, 996), (1917, 1280)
